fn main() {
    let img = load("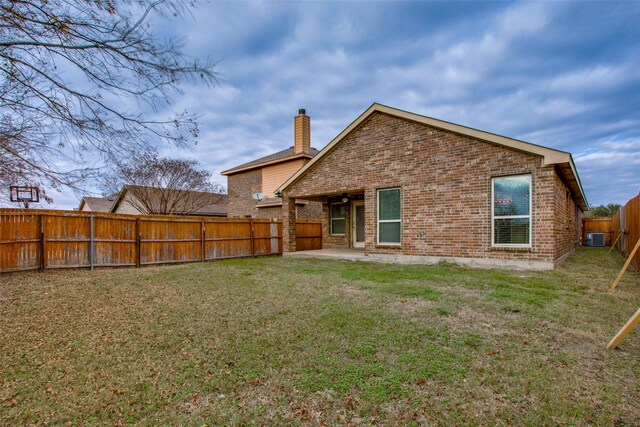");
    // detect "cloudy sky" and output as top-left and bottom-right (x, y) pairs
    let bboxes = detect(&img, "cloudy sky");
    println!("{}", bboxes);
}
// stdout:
(48, 0), (640, 209)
